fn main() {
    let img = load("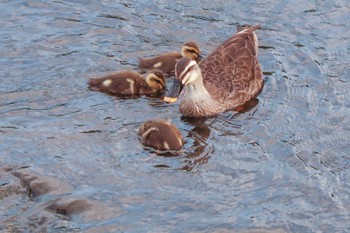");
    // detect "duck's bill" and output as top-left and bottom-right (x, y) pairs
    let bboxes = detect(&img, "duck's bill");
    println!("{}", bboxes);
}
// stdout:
(163, 79), (184, 103)
(163, 96), (178, 103)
